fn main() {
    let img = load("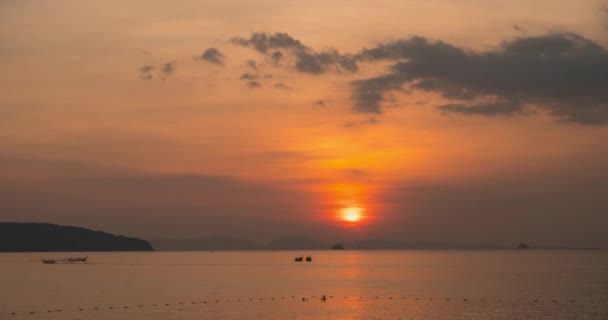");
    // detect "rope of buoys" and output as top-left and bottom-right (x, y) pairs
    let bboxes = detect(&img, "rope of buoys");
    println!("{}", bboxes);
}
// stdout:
(7, 295), (598, 317)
